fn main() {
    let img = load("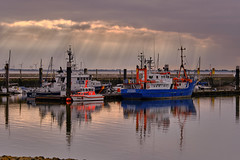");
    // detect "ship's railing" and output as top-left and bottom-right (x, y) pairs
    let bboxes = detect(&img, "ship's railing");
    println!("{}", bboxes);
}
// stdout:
(123, 83), (141, 89)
